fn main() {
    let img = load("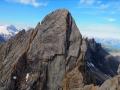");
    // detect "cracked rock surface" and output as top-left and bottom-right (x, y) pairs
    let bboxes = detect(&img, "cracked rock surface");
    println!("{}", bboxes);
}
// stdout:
(0, 9), (120, 90)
